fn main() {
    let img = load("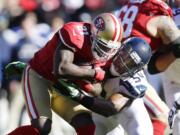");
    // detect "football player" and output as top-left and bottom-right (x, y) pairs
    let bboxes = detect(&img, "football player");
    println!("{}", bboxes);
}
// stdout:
(6, 37), (153, 135)
(56, 37), (153, 135)
(162, 0), (180, 135)
(7, 13), (123, 135)
(113, 0), (180, 134)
